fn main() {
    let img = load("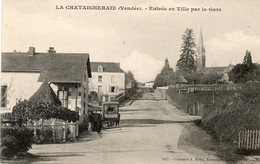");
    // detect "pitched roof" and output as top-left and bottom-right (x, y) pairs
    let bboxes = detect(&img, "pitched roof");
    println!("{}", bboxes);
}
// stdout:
(203, 66), (226, 73)
(176, 74), (188, 83)
(90, 62), (124, 73)
(29, 82), (61, 105)
(2, 51), (92, 83)
(145, 81), (154, 83)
